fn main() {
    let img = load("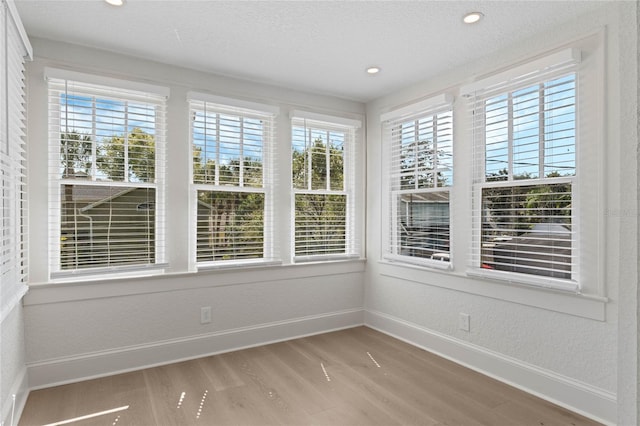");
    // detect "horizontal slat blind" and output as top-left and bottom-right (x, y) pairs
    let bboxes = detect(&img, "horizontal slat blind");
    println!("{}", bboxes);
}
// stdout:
(1, 0), (30, 321)
(382, 96), (453, 266)
(47, 76), (167, 276)
(465, 50), (579, 290)
(190, 97), (277, 264)
(291, 116), (359, 260)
